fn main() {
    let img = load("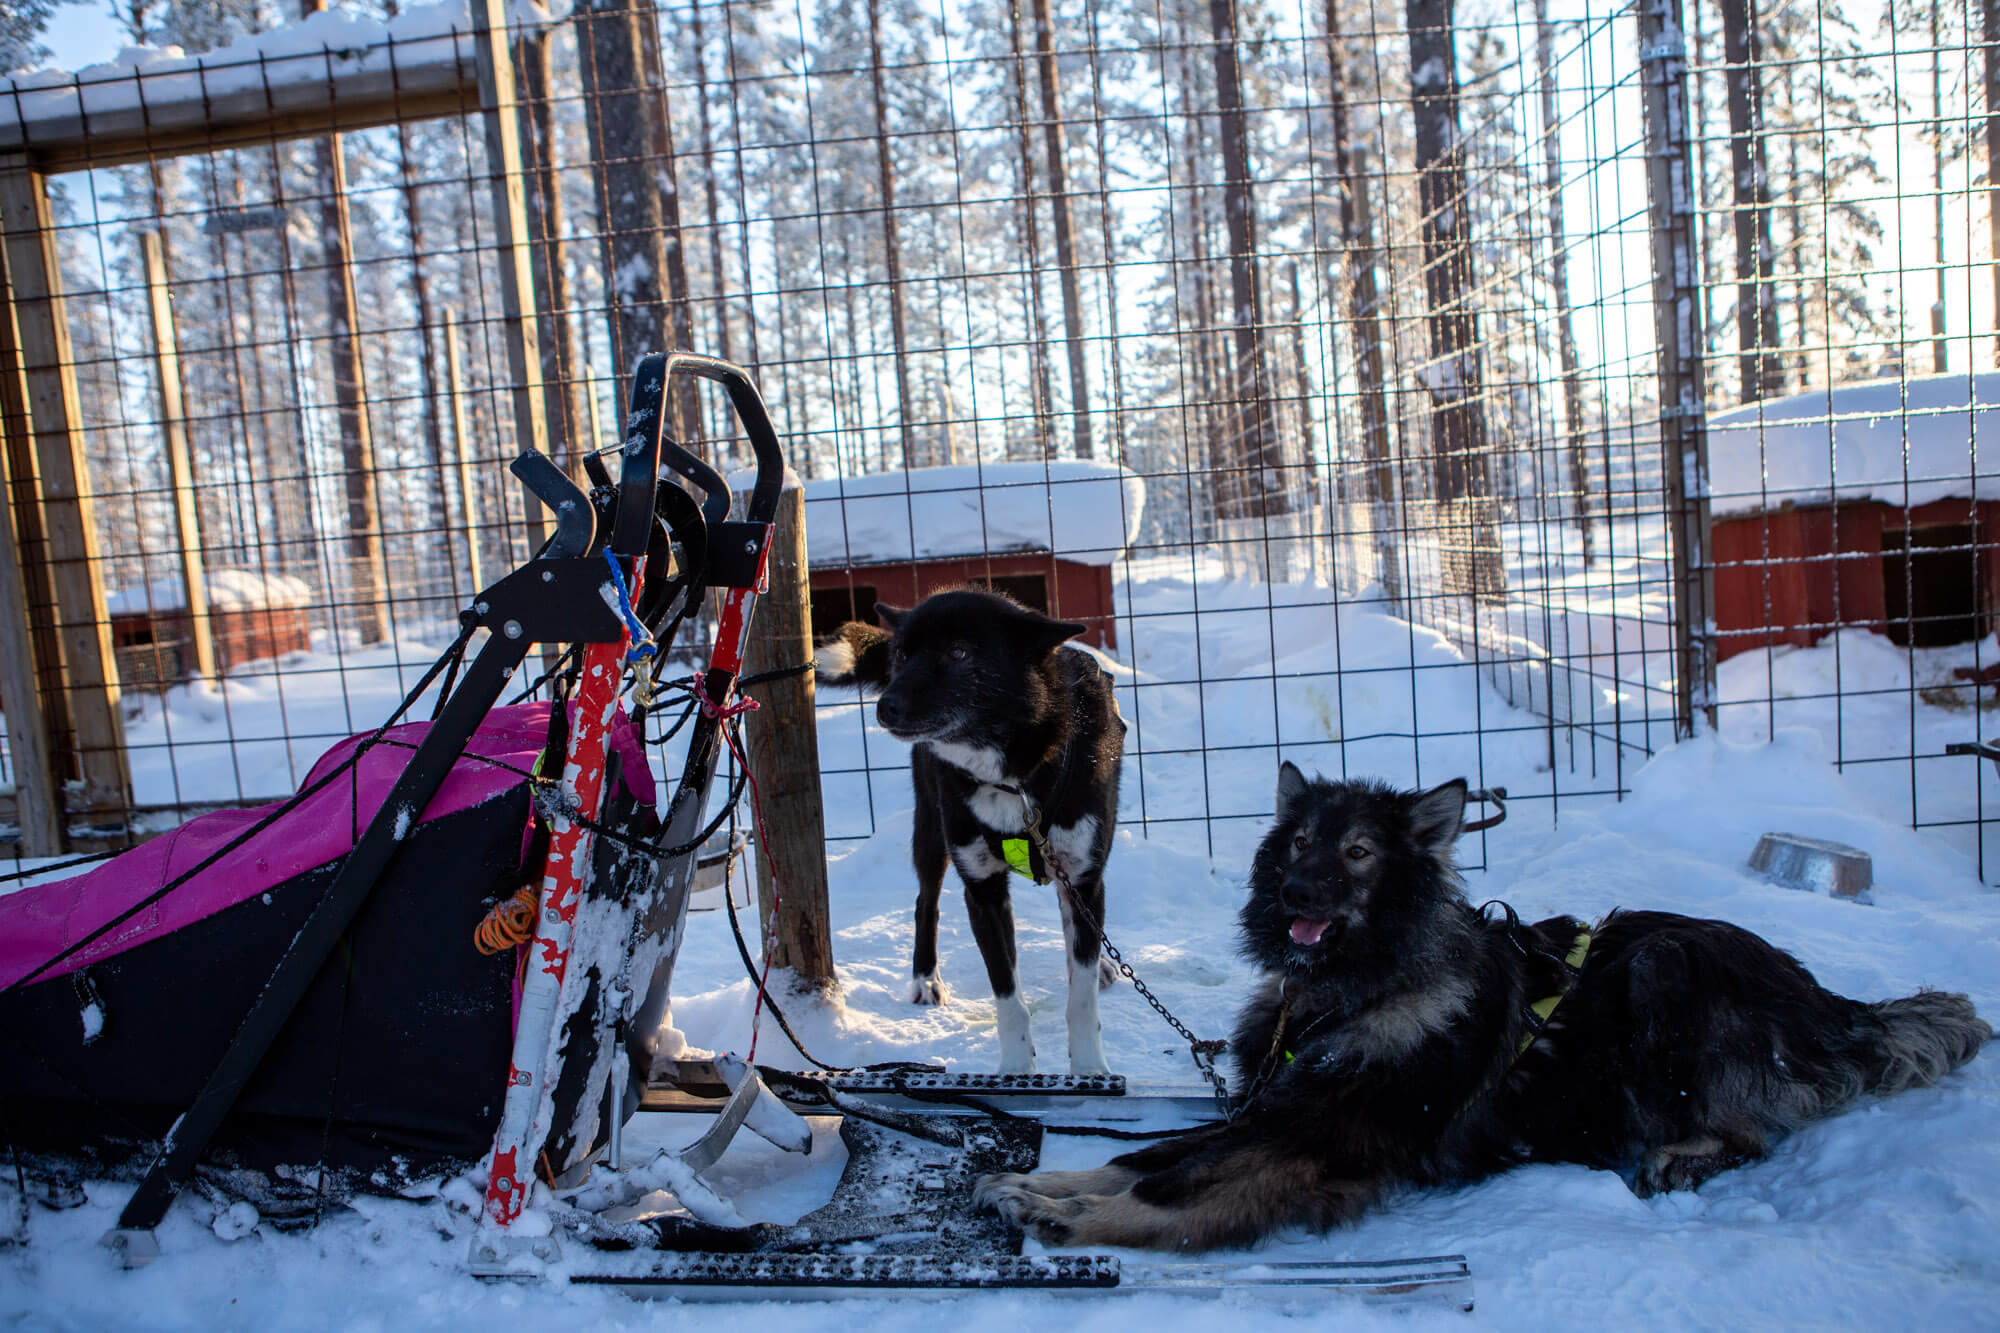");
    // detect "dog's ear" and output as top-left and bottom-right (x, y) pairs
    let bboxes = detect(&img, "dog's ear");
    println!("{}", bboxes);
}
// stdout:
(1407, 779), (1468, 854)
(1011, 604), (1087, 655)
(873, 602), (907, 631)
(1275, 761), (1310, 821)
